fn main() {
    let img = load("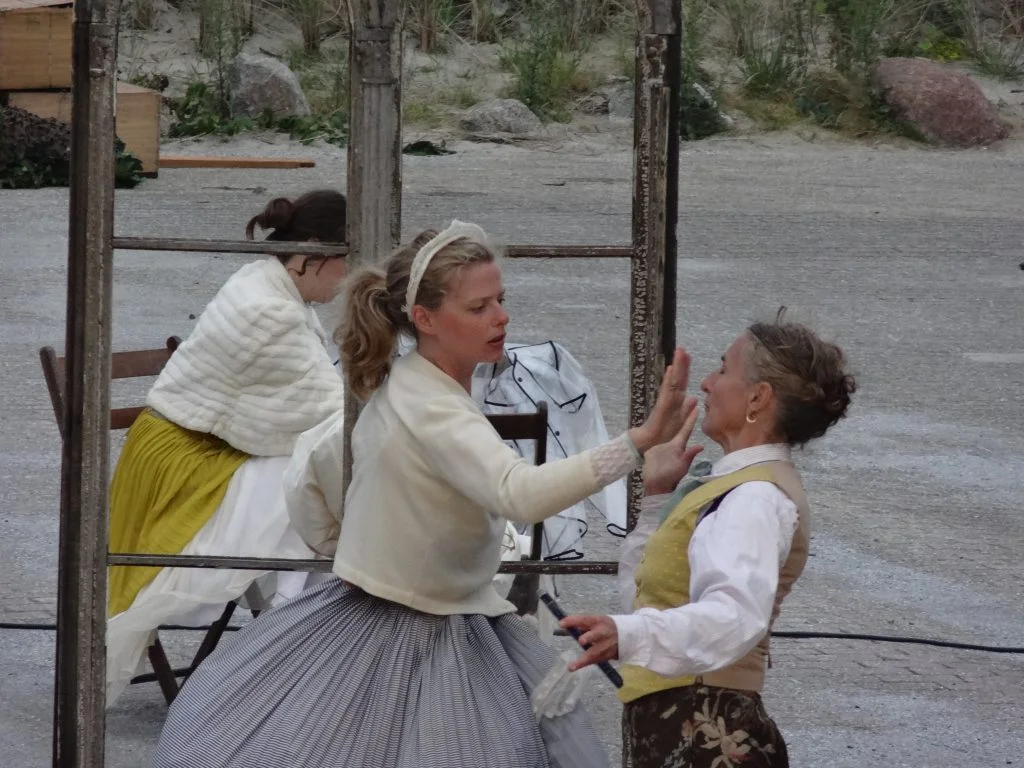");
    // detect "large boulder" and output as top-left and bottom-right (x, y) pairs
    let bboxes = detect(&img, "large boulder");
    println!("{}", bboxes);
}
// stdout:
(459, 99), (542, 135)
(227, 53), (311, 119)
(871, 57), (1009, 147)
